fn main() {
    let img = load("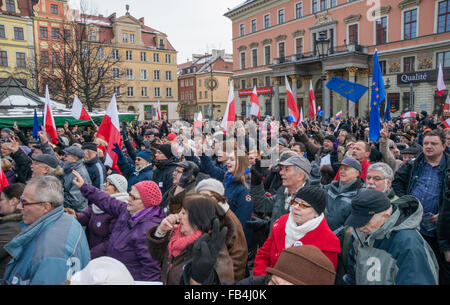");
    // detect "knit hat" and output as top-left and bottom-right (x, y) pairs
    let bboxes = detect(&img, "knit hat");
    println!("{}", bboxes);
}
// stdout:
(324, 135), (336, 143)
(134, 180), (162, 208)
(195, 178), (225, 196)
(293, 185), (327, 215)
(136, 149), (152, 163)
(70, 256), (135, 285)
(107, 174), (128, 194)
(156, 144), (174, 159)
(166, 133), (177, 141)
(266, 245), (336, 285)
